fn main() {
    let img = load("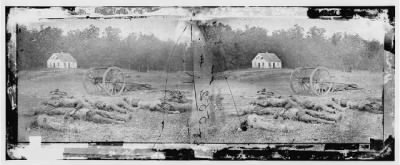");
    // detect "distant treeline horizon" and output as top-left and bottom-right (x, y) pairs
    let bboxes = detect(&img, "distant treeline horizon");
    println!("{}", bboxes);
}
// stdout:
(16, 23), (384, 72)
